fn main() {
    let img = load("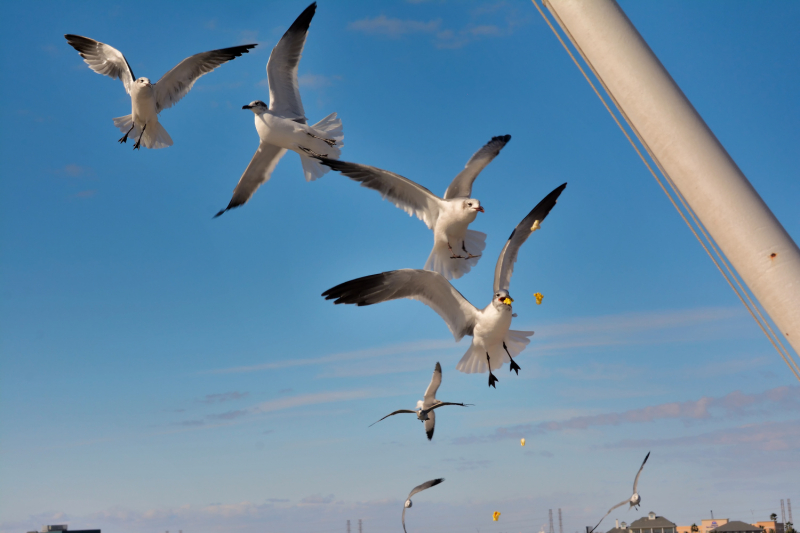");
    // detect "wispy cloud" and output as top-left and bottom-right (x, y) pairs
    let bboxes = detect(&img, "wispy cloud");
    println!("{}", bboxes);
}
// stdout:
(206, 338), (453, 375)
(199, 391), (249, 404)
(348, 15), (441, 38)
(453, 386), (800, 444)
(300, 494), (335, 505)
(298, 73), (342, 89)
